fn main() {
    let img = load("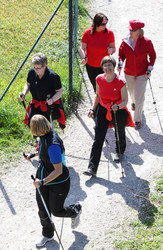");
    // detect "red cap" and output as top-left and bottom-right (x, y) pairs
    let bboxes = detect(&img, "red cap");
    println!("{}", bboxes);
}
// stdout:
(128, 19), (145, 31)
